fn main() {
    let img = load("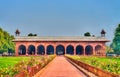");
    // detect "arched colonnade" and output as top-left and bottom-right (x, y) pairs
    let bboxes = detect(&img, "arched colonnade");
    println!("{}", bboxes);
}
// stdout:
(16, 42), (105, 56)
